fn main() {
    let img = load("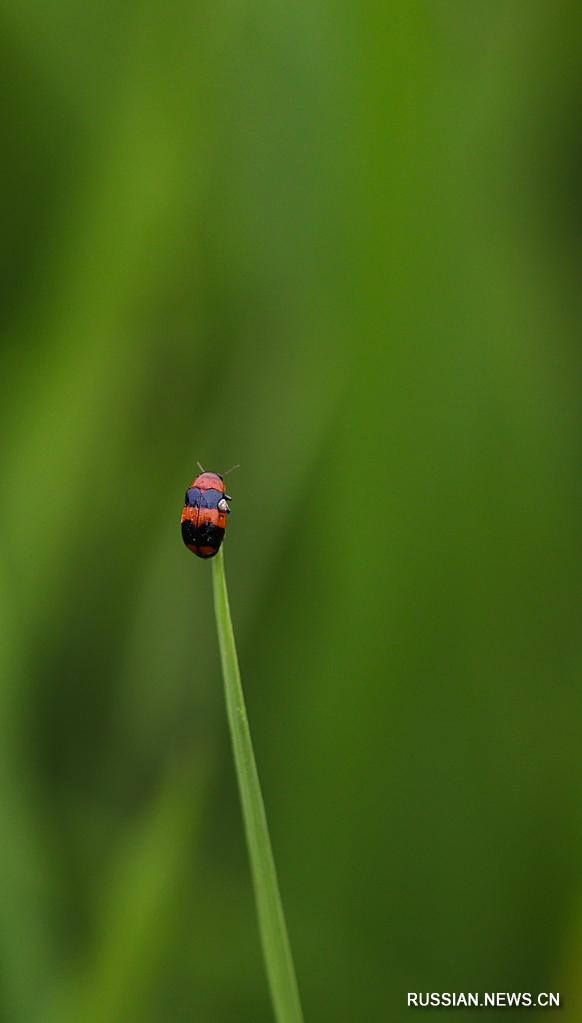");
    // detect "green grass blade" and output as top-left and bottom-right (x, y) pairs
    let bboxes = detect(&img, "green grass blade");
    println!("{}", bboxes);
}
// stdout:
(212, 548), (304, 1023)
